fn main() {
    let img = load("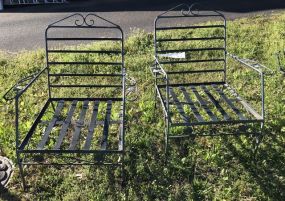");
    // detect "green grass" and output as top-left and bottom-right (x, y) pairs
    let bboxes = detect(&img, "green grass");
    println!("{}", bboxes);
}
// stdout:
(1, 13), (285, 200)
